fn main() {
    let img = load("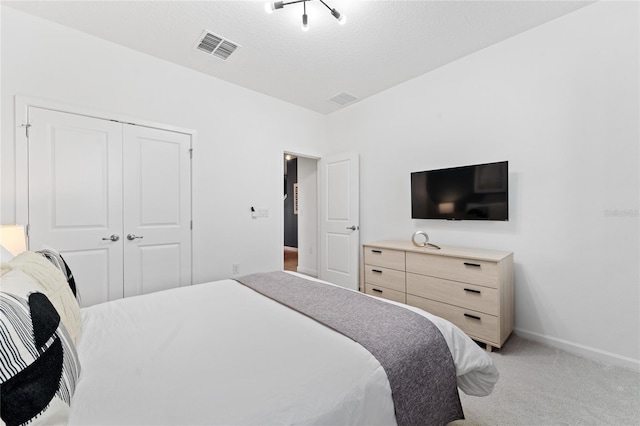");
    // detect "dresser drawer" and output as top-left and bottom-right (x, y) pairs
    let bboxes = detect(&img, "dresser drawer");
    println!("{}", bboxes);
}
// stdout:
(365, 284), (406, 304)
(406, 252), (498, 288)
(364, 266), (405, 292)
(406, 273), (498, 315)
(364, 247), (405, 270)
(407, 295), (498, 345)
